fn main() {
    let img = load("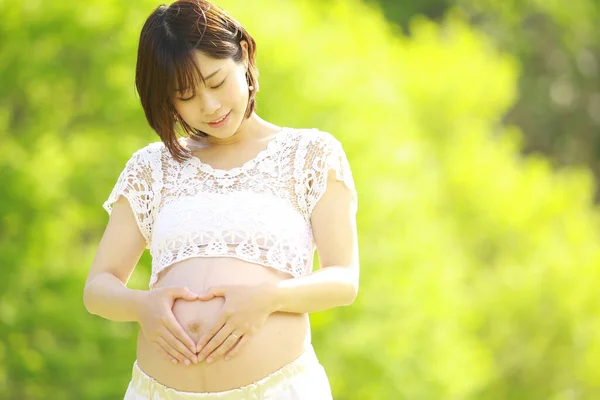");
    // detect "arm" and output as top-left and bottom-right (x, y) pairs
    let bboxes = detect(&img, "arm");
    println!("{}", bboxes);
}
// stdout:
(271, 168), (360, 314)
(83, 195), (148, 321)
(84, 274), (147, 322)
(85, 184), (199, 364)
